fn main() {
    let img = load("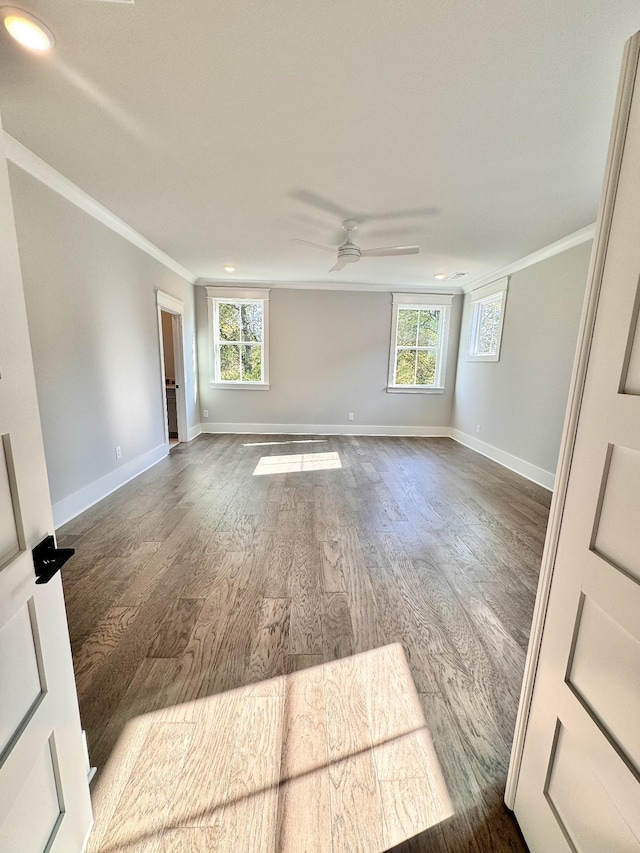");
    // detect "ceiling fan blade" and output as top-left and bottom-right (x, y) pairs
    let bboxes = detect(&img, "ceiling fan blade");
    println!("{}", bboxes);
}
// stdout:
(357, 207), (438, 223)
(360, 245), (420, 257)
(329, 260), (348, 272)
(291, 238), (336, 253)
(290, 190), (349, 219)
